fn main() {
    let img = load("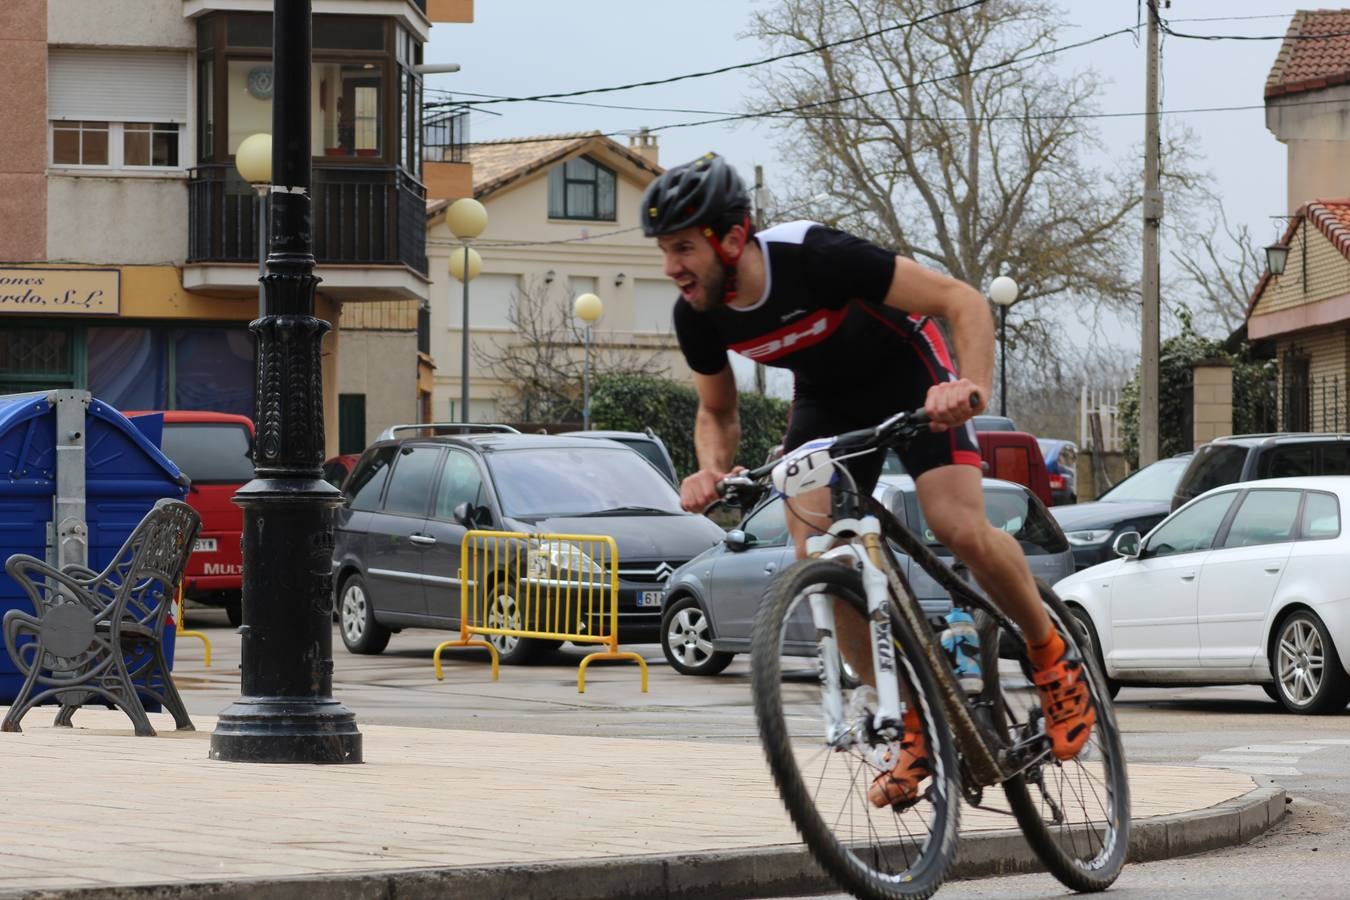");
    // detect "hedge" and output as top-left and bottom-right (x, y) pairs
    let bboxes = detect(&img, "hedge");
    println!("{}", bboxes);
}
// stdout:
(590, 374), (791, 479)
